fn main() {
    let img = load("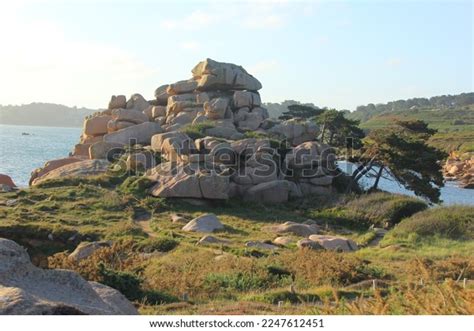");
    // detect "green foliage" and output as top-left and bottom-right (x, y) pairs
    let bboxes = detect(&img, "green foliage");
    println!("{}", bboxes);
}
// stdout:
(119, 176), (154, 198)
(245, 288), (362, 305)
(35, 174), (122, 189)
(353, 120), (447, 203)
(309, 192), (427, 229)
(204, 271), (291, 292)
(249, 290), (311, 304)
(243, 131), (269, 139)
(266, 265), (293, 278)
(316, 109), (365, 149)
(135, 237), (179, 253)
(350, 92), (474, 123)
(98, 263), (143, 301)
(97, 263), (178, 304)
(180, 122), (215, 140)
(278, 104), (324, 120)
(387, 206), (474, 241)
(342, 192), (428, 227)
(349, 99), (474, 154)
